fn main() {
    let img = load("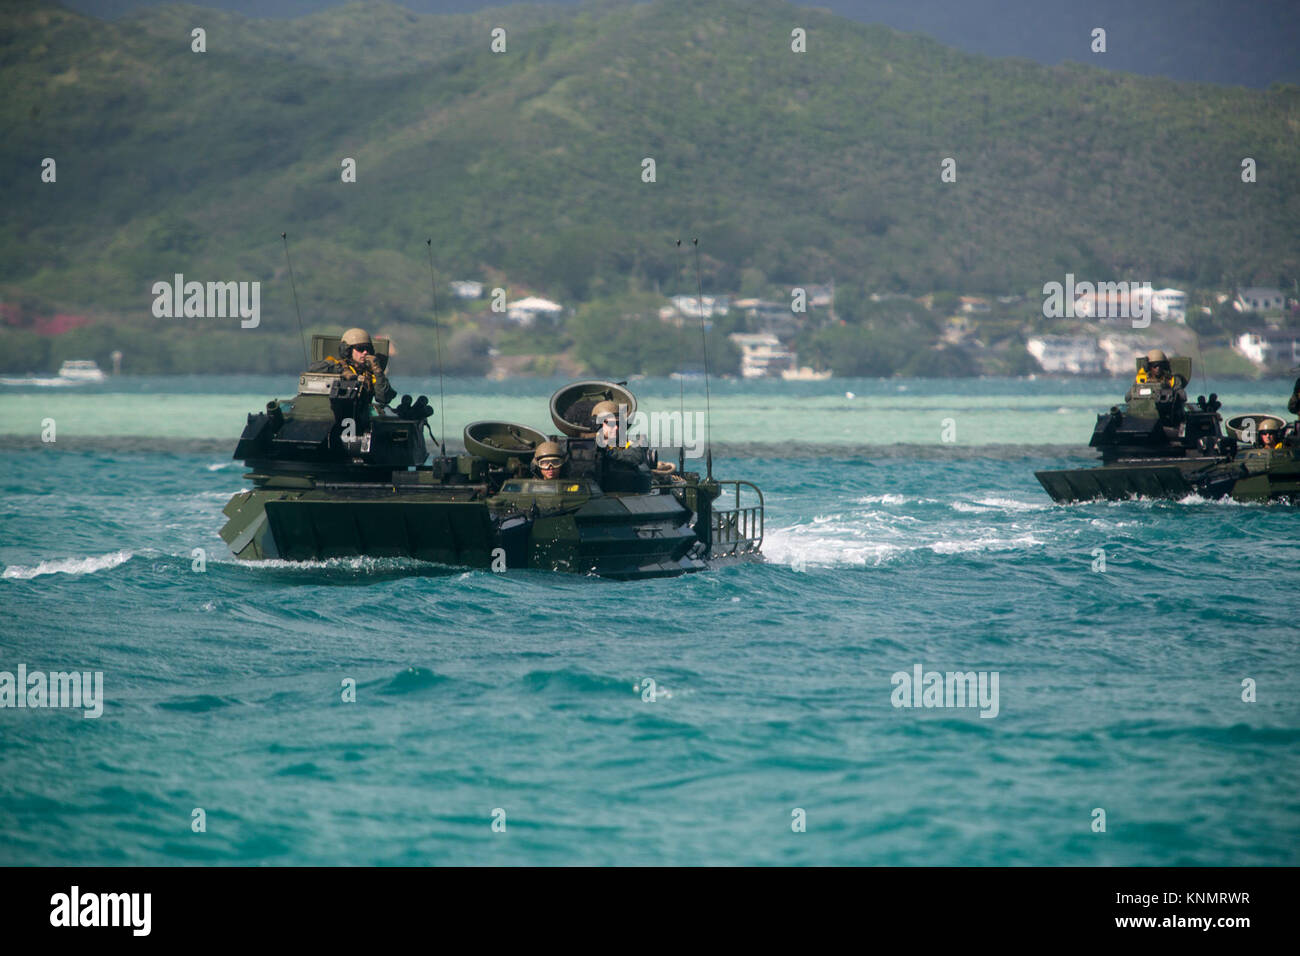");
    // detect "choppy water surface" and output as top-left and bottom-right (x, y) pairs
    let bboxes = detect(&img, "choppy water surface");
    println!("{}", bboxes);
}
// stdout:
(1, 378), (1297, 865)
